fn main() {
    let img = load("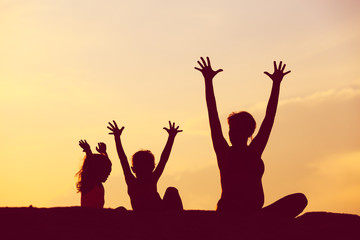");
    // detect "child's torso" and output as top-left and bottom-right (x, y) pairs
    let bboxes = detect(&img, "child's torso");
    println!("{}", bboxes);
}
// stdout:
(128, 177), (162, 211)
(81, 184), (105, 208)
